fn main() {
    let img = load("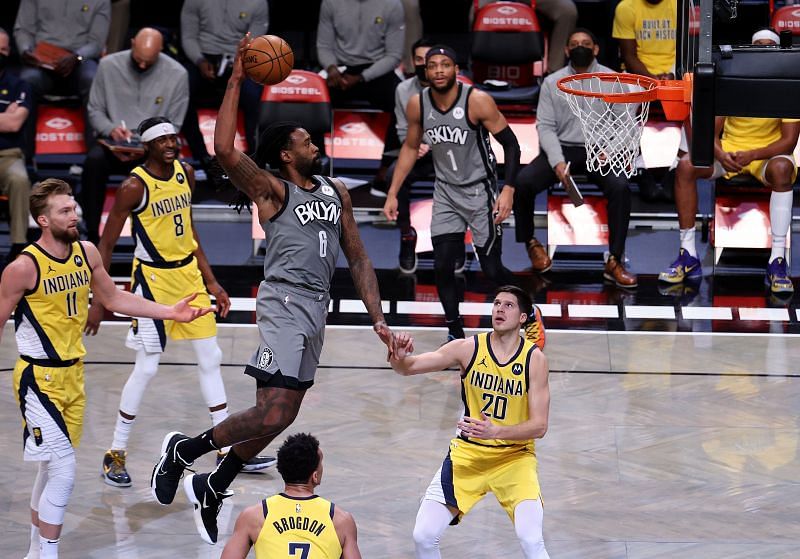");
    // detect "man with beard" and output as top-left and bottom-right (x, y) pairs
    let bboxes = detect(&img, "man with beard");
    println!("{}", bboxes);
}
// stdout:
(85, 117), (274, 489)
(383, 45), (519, 342)
(389, 286), (551, 559)
(0, 178), (212, 559)
(513, 29), (636, 288)
(80, 27), (189, 243)
(150, 35), (395, 546)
